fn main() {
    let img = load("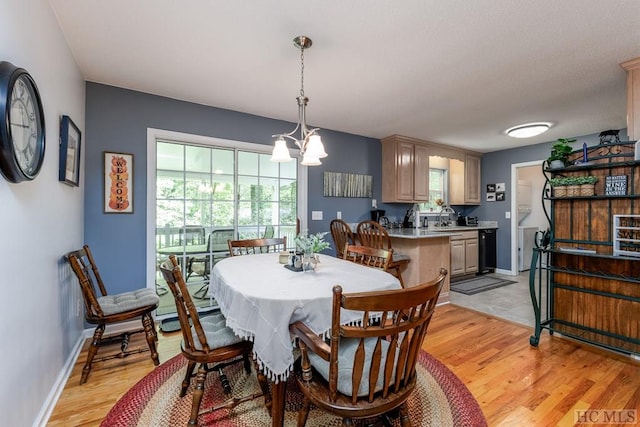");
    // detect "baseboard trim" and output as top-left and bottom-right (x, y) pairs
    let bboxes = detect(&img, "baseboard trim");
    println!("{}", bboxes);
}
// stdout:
(495, 268), (513, 276)
(35, 319), (145, 426)
(33, 334), (84, 427)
